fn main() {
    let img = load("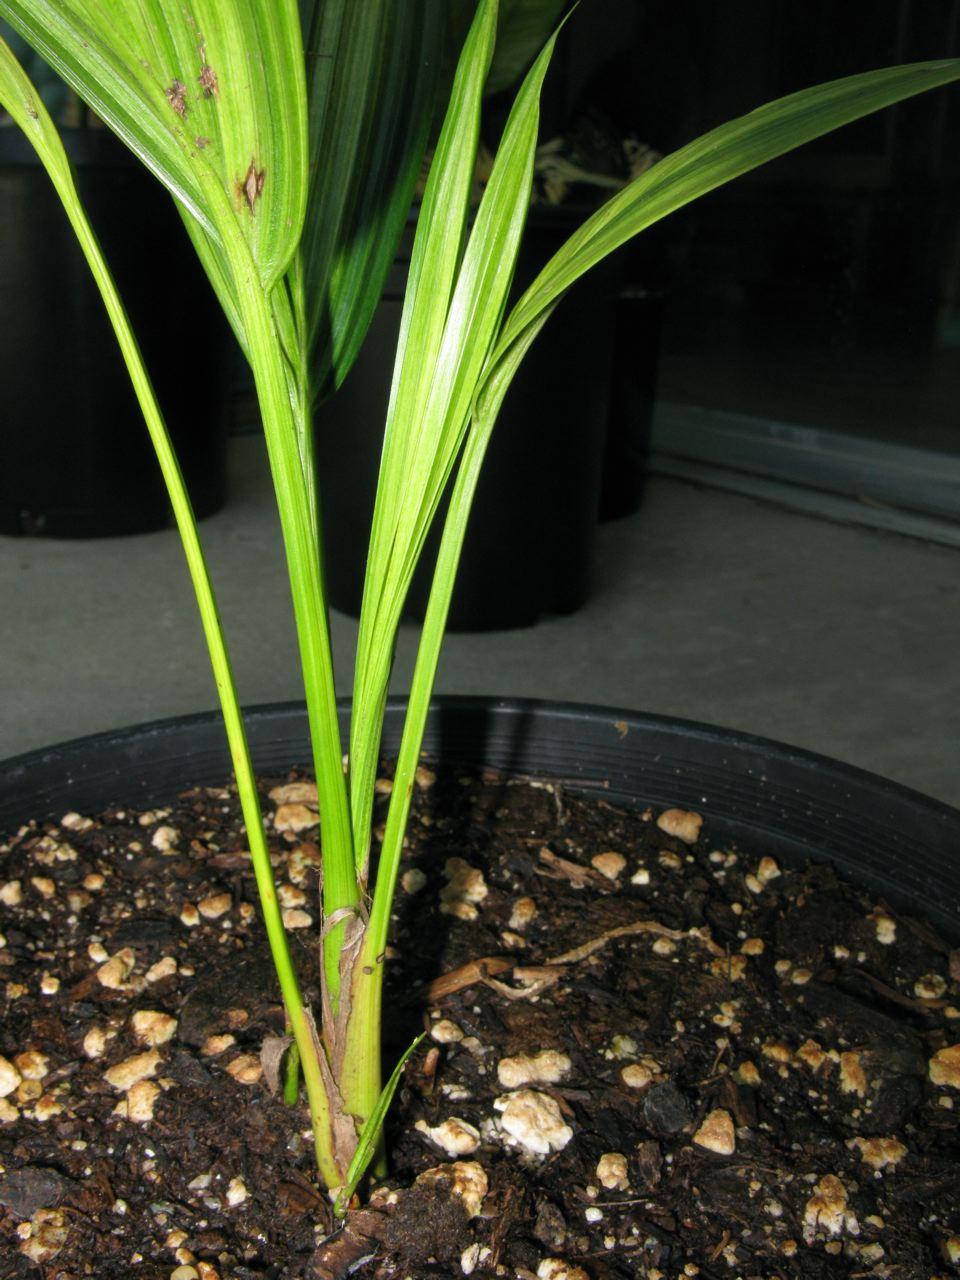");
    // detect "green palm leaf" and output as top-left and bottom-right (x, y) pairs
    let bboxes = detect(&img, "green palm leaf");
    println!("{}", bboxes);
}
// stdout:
(0, 0), (307, 293)
(301, 0), (443, 401)
(442, 0), (569, 103)
(490, 58), (960, 378)
(350, 0), (567, 876)
(487, 0), (568, 95)
(0, 0), (358, 998)
(362, 53), (960, 957)
(347, 0), (498, 873)
(0, 27), (345, 1190)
